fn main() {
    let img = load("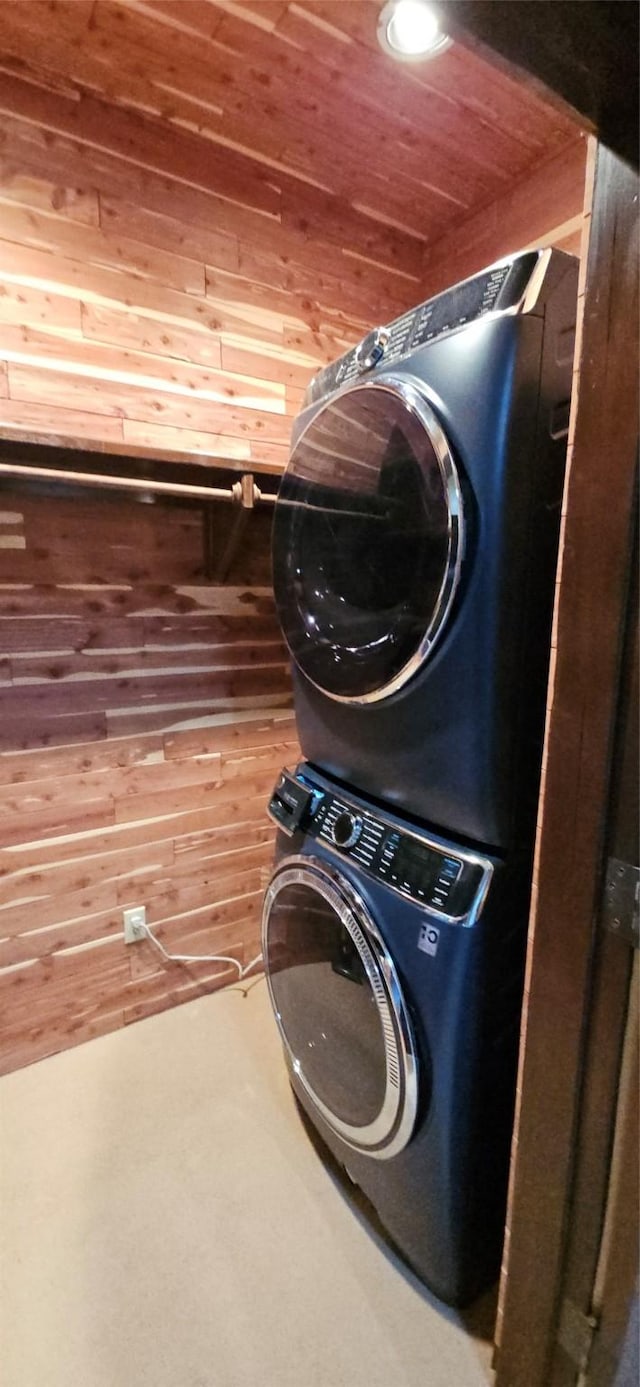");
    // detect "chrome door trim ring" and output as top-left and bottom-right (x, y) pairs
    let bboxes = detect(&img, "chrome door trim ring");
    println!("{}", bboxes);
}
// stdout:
(262, 854), (419, 1160)
(282, 373), (464, 705)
